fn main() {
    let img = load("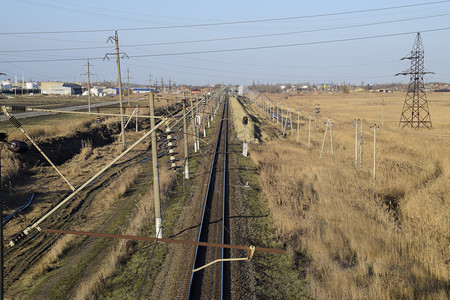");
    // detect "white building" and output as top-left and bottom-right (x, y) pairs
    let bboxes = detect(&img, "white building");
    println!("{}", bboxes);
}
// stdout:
(42, 86), (73, 95)
(0, 80), (12, 91)
(26, 82), (38, 90)
(91, 86), (103, 96)
(102, 88), (117, 95)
